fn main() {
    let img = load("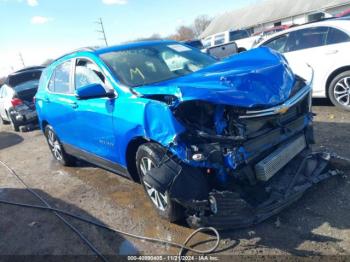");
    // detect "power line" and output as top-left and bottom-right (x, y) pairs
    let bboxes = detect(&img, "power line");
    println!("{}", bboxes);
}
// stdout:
(95, 17), (108, 47)
(18, 52), (25, 68)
